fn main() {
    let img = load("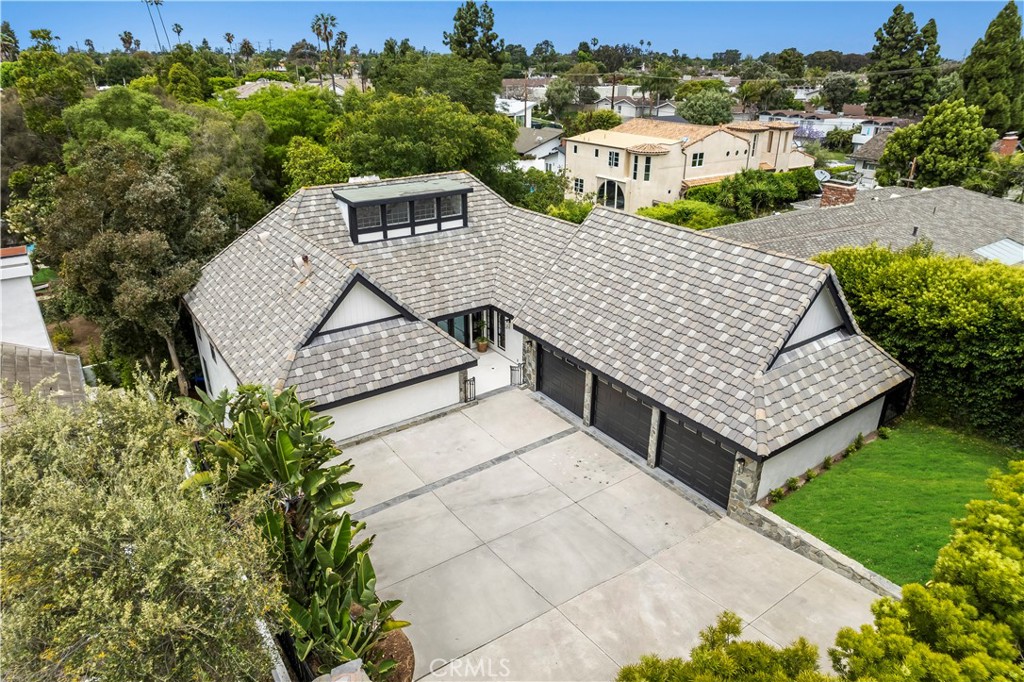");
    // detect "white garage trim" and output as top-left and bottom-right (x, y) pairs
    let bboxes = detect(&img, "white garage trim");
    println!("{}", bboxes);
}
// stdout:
(756, 397), (884, 499)
(320, 372), (462, 443)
